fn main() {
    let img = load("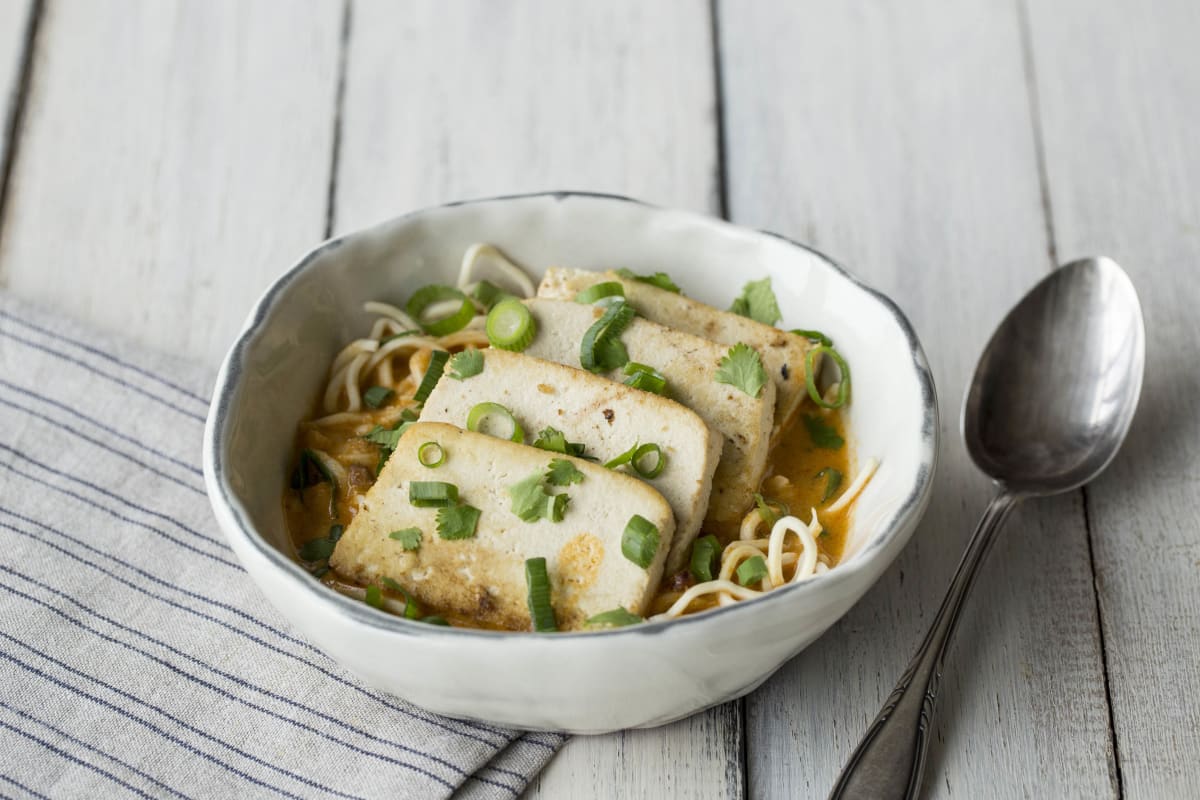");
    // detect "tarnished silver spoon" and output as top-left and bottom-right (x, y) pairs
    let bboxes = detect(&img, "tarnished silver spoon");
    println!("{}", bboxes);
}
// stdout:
(830, 257), (1145, 799)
